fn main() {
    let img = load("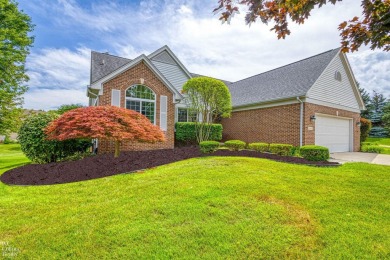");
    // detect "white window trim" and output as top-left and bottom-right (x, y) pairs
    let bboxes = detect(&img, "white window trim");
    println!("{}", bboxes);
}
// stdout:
(125, 85), (156, 125)
(177, 107), (198, 122)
